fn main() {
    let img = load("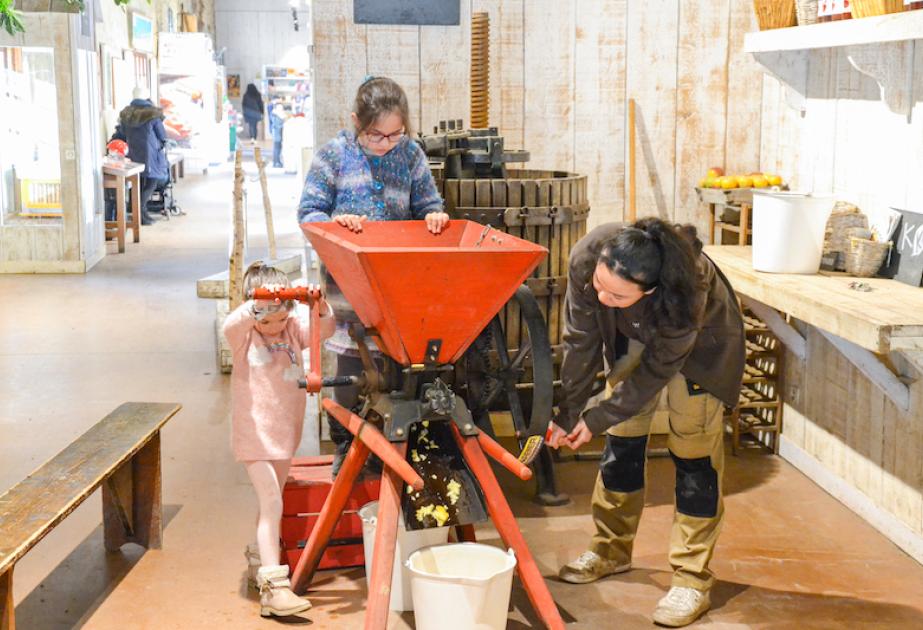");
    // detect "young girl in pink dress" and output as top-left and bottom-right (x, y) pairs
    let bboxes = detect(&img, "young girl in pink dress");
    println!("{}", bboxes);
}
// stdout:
(223, 262), (336, 617)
